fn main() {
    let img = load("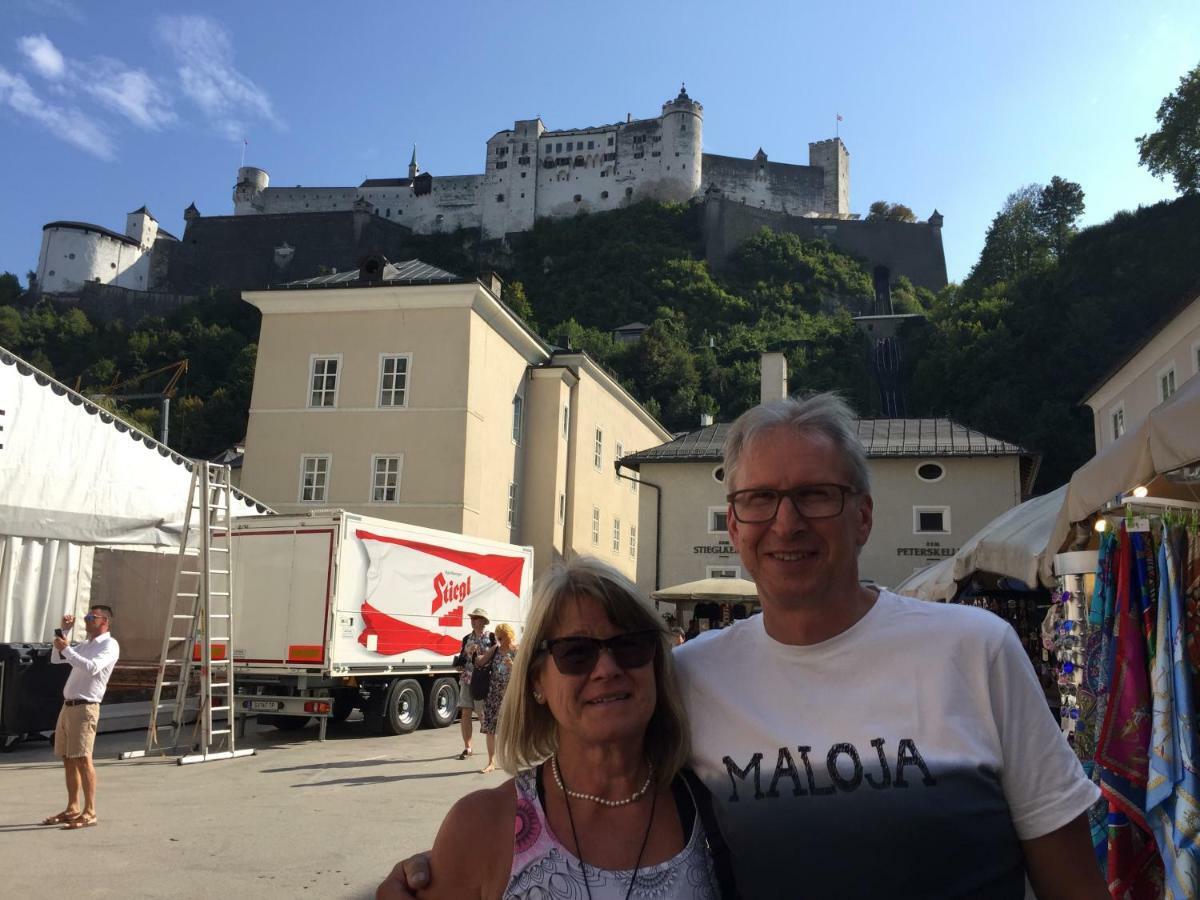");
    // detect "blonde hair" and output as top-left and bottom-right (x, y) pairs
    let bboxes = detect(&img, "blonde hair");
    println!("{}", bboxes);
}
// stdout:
(495, 622), (516, 645)
(495, 556), (690, 786)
